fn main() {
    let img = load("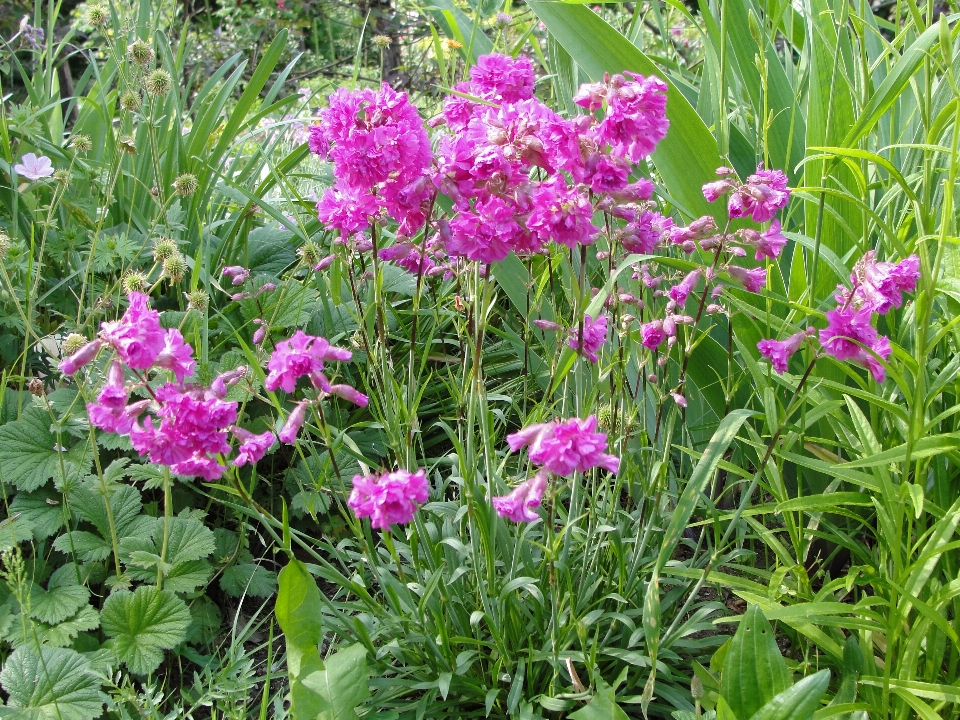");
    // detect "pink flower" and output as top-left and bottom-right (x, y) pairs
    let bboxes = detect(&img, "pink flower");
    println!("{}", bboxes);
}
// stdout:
(620, 211), (673, 254)
(506, 421), (556, 453)
(640, 320), (666, 349)
(757, 330), (808, 374)
(586, 154), (630, 194)
(728, 165), (790, 222)
(528, 415), (620, 476)
(211, 367), (246, 398)
(59, 339), (103, 375)
(669, 216), (717, 245)
(702, 178), (736, 202)
(669, 269), (701, 306)
(153, 329), (195, 382)
(87, 401), (133, 435)
(265, 331), (352, 393)
(307, 125), (328, 156)
(97, 361), (128, 410)
(328, 383), (369, 407)
(727, 265), (767, 293)
(100, 293), (166, 370)
(593, 73), (669, 163)
(819, 307), (877, 362)
(744, 220), (788, 260)
(232, 427), (276, 466)
(348, 468), (429, 529)
(469, 53), (535, 103)
(569, 313), (608, 363)
(848, 252), (920, 314)
(14, 153), (54, 181)
(528, 179), (599, 249)
(316, 185), (379, 238)
(492, 470), (548, 523)
(221, 266), (250, 285)
(446, 196), (522, 263)
(278, 401), (308, 444)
